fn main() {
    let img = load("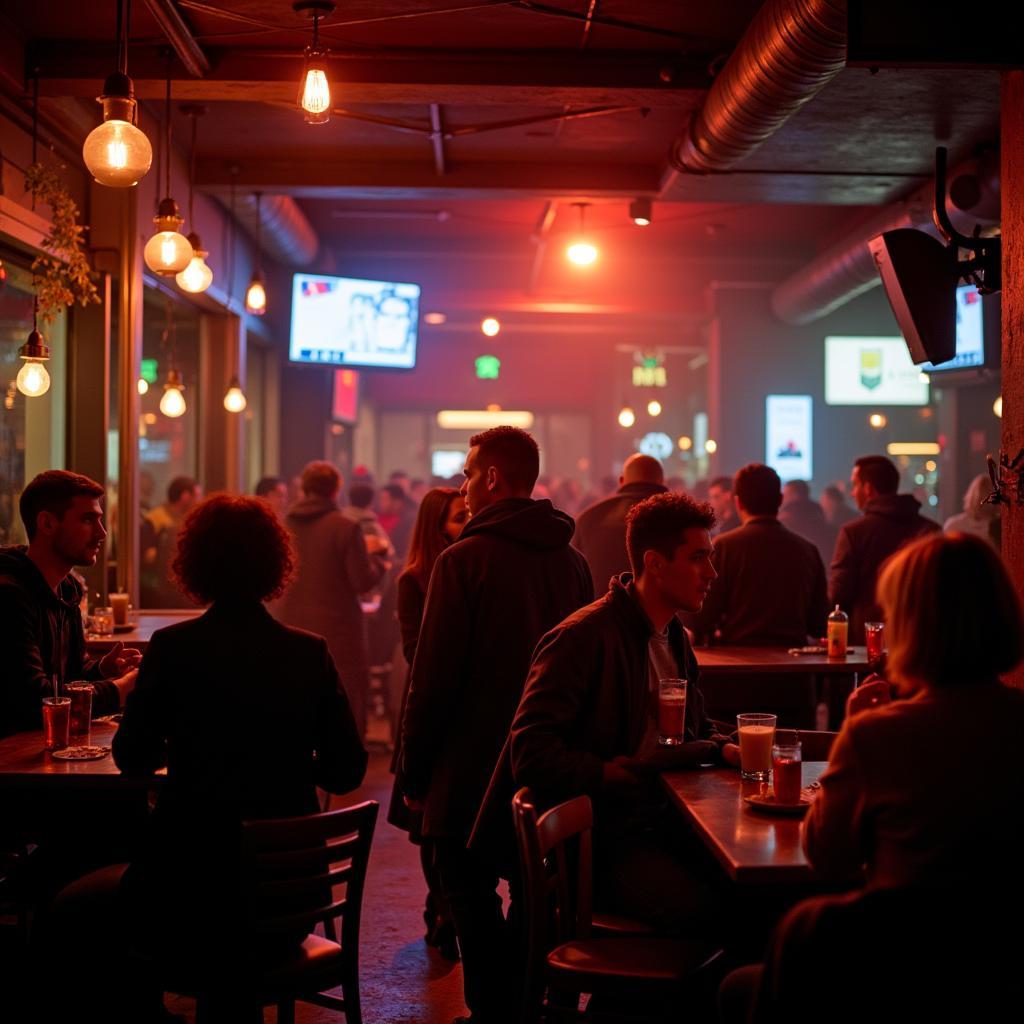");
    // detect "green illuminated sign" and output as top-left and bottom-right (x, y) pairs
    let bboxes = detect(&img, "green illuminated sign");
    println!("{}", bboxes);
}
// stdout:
(475, 354), (501, 380)
(141, 358), (159, 384)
